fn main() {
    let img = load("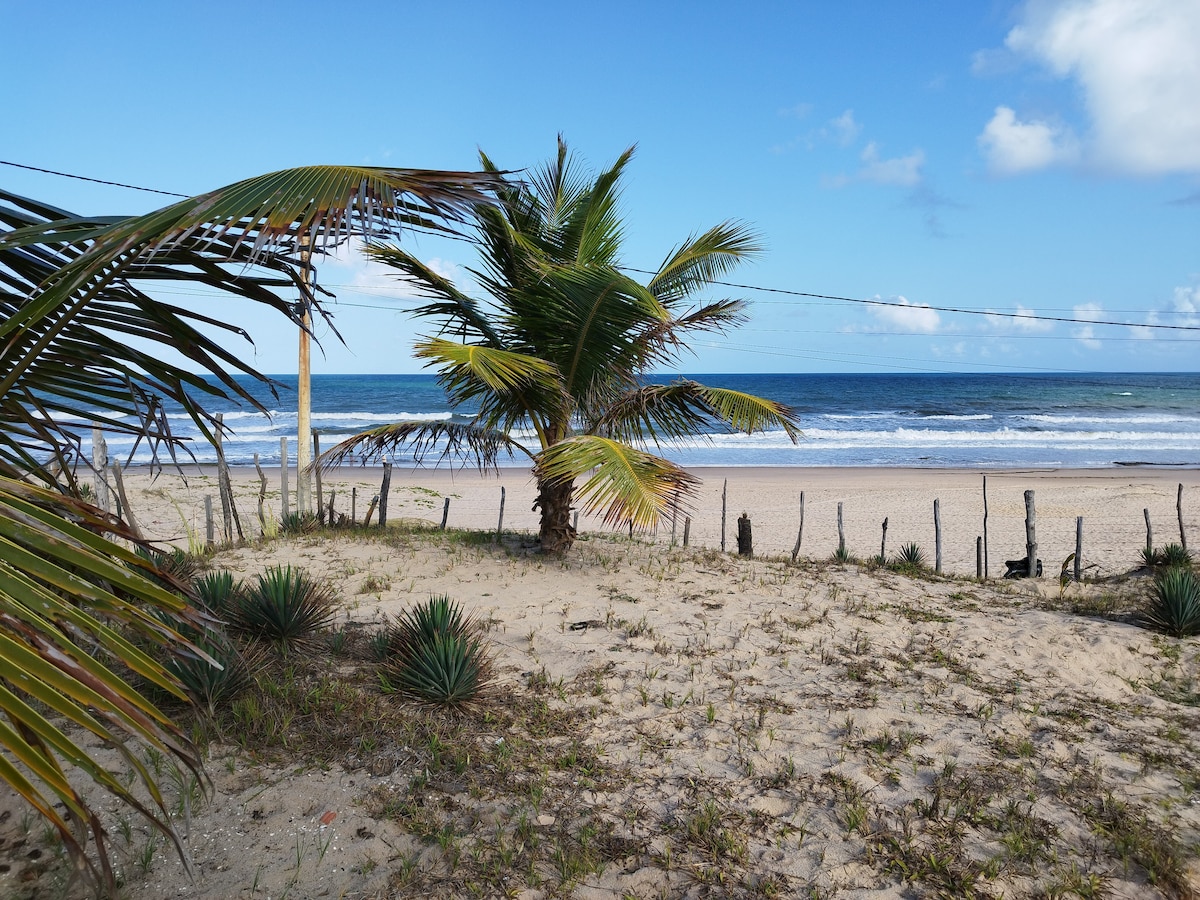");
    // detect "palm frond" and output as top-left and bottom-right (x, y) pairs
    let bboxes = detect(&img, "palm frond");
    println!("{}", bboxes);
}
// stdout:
(0, 475), (206, 887)
(320, 420), (532, 471)
(594, 380), (801, 445)
(362, 243), (502, 344)
(535, 435), (699, 528)
(415, 338), (561, 415)
(695, 384), (802, 439)
(648, 220), (763, 304)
